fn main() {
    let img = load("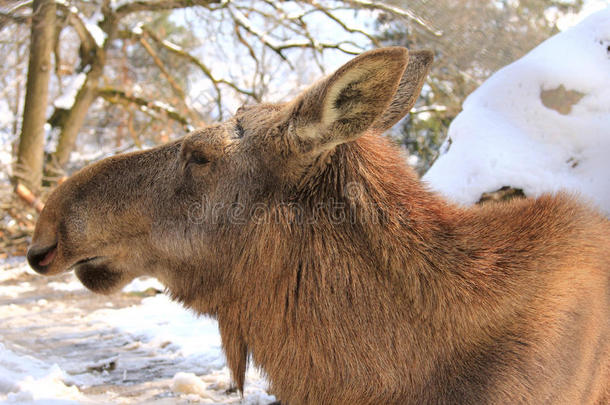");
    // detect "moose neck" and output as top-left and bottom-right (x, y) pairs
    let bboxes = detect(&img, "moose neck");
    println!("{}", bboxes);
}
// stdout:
(285, 134), (463, 313)
(212, 135), (496, 390)
(170, 134), (536, 397)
